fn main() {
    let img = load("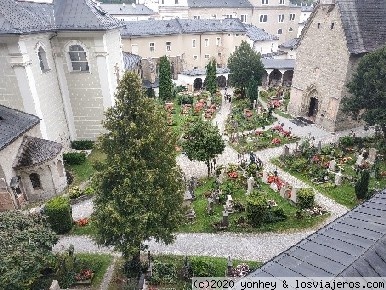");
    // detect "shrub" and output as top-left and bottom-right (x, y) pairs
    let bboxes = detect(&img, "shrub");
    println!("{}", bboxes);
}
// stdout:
(71, 140), (94, 150)
(44, 196), (73, 234)
(150, 261), (177, 284)
(265, 207), (287, 223)
(190, 257), (217, 277)
(355, 170), (370, 200)
(339, 136), (354, 148)
(297, 188), (315, 209)
(83, 186), (95, 196)
(63, 152), (87, 165)
(69, 186), (83, 199)
(246, 195), (268, 227)
(176, 93), (193, 105)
